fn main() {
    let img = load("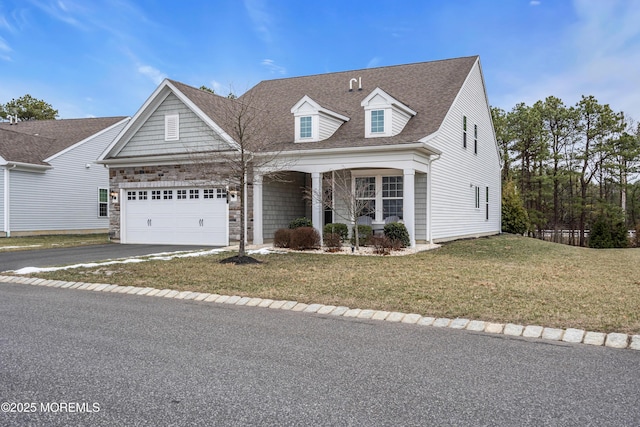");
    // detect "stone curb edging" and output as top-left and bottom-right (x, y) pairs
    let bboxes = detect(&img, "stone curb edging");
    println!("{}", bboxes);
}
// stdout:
(2, 275), (638, 351)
